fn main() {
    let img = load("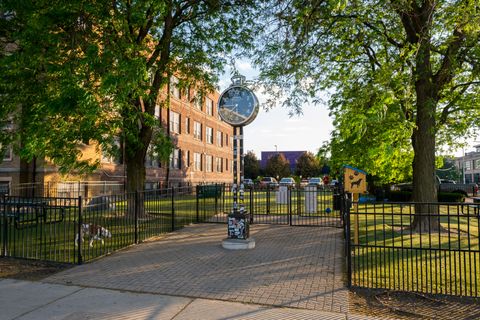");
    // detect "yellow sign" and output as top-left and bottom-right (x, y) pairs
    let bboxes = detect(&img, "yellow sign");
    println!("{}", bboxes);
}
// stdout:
(344, 166), (367, 193)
